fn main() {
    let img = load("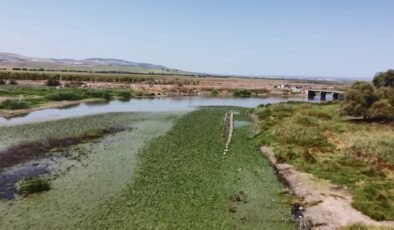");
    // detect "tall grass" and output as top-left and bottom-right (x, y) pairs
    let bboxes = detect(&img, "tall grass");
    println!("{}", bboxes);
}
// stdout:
(0, 99), (30, 110)
(254, 102), (394, 220)
(45, 92), (82, 101)
(344, 131), (394, 165)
